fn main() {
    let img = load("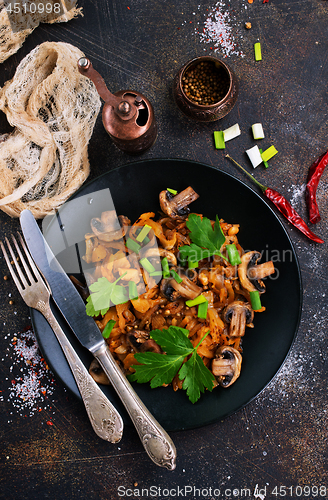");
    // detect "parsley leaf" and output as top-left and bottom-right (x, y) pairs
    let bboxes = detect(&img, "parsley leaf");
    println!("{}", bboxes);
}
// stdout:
(85, 273), (128, 317)
(128, 325), (215, 403)
(179, 214), (226, 264)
